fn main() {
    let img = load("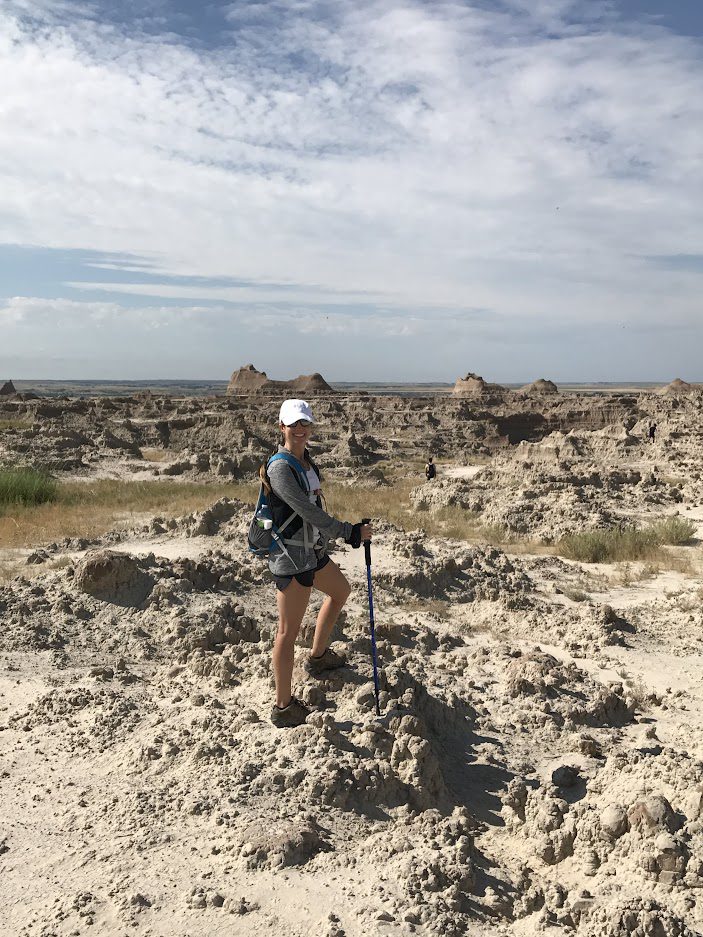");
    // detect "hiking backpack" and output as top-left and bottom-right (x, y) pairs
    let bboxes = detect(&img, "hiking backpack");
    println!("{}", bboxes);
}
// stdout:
(247, 452), (310, 560)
